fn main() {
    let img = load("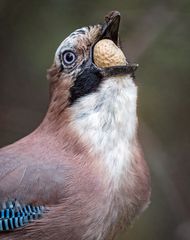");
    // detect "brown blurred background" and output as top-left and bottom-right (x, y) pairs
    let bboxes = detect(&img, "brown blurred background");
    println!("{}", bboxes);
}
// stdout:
(0, 0), (190, 239)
